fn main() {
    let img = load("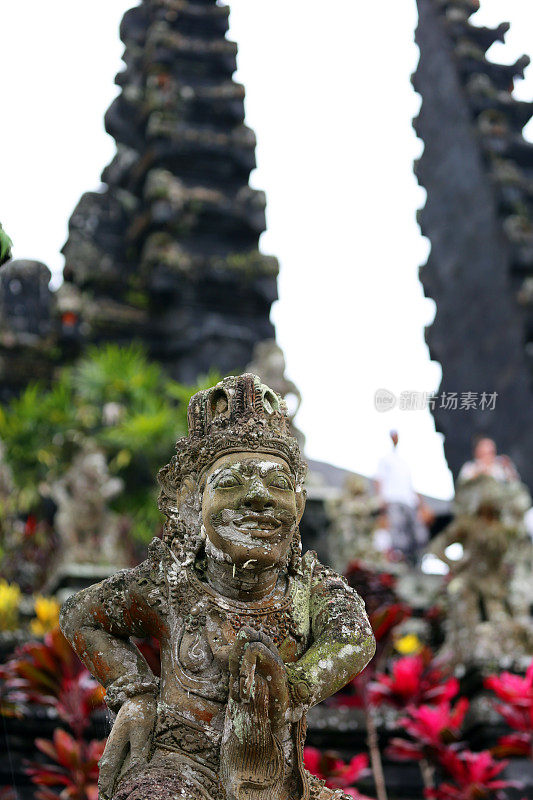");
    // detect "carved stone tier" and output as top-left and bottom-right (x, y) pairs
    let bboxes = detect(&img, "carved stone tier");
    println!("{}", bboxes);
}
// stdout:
(414, 0), (533, 488)
(0, 260), (57, 401)
(61, 0), (279, 383)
